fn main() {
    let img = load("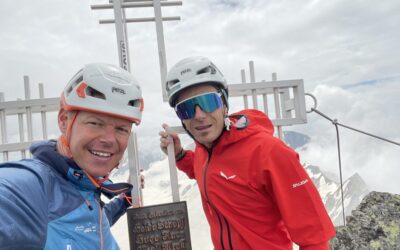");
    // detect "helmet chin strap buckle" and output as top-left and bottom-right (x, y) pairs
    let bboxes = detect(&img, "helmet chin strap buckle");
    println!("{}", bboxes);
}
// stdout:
(224, 117), (231, 131)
